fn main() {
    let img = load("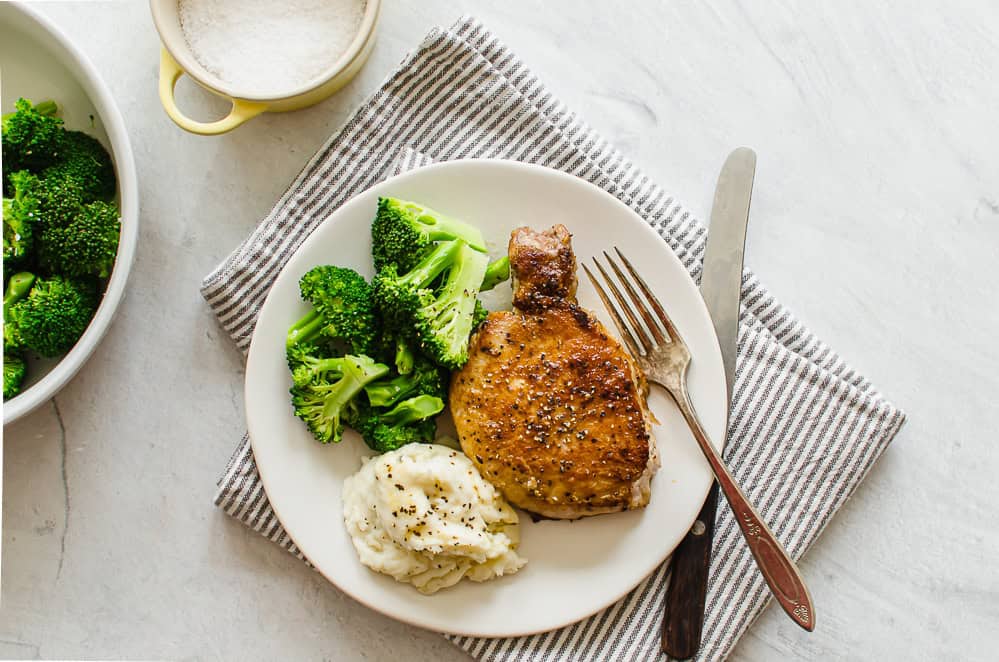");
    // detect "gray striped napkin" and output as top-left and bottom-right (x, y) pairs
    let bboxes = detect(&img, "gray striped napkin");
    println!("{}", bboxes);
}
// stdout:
(202, 16), (905, 662)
